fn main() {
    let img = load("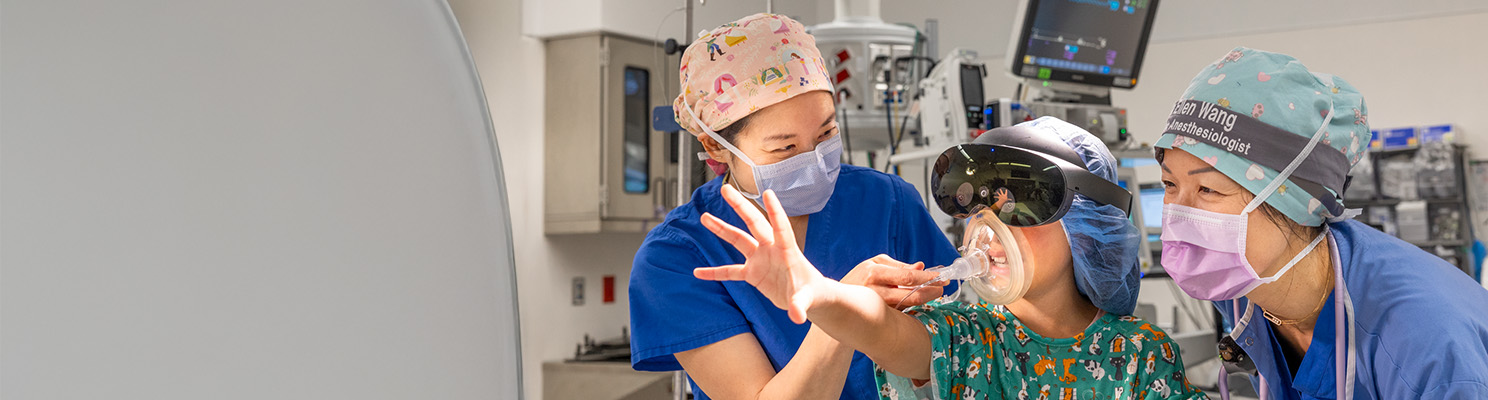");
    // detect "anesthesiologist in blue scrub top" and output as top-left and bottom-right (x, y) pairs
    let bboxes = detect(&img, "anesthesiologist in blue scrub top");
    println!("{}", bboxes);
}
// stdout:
(1155, 47), (1488, 400)
(627, 13), (960, 400)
